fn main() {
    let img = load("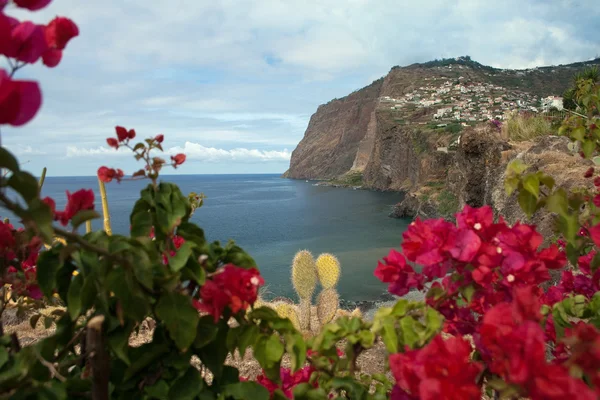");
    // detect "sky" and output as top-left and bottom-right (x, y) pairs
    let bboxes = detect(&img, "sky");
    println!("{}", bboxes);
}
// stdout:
(3, 0), (600, 176)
